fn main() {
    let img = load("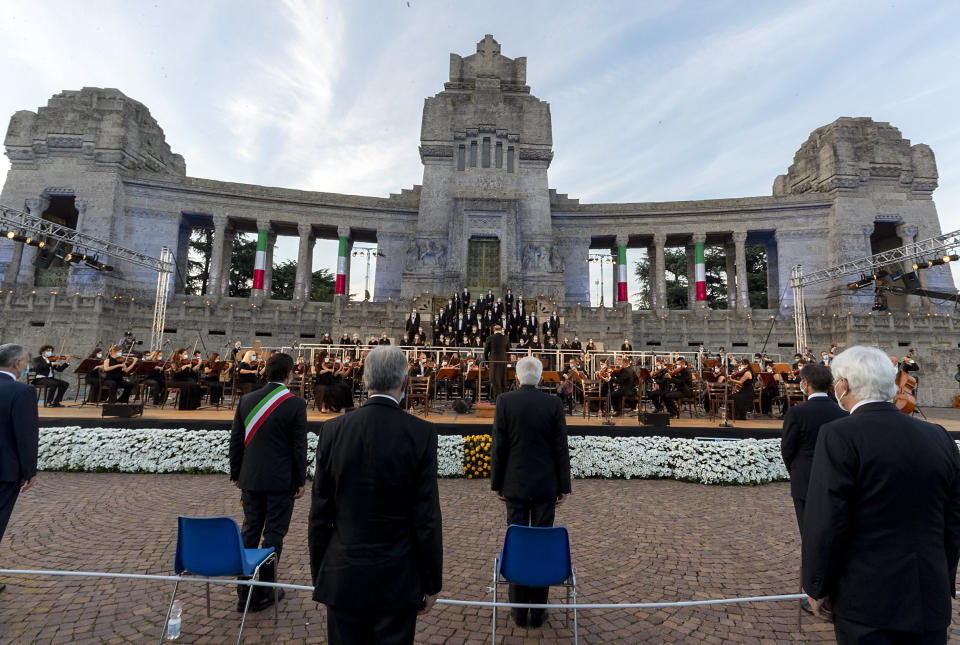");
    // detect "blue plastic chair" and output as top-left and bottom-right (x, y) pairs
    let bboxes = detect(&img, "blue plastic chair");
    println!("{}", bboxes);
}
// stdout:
(159, 516), (277, 644)
(490, 525), (577, 643)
